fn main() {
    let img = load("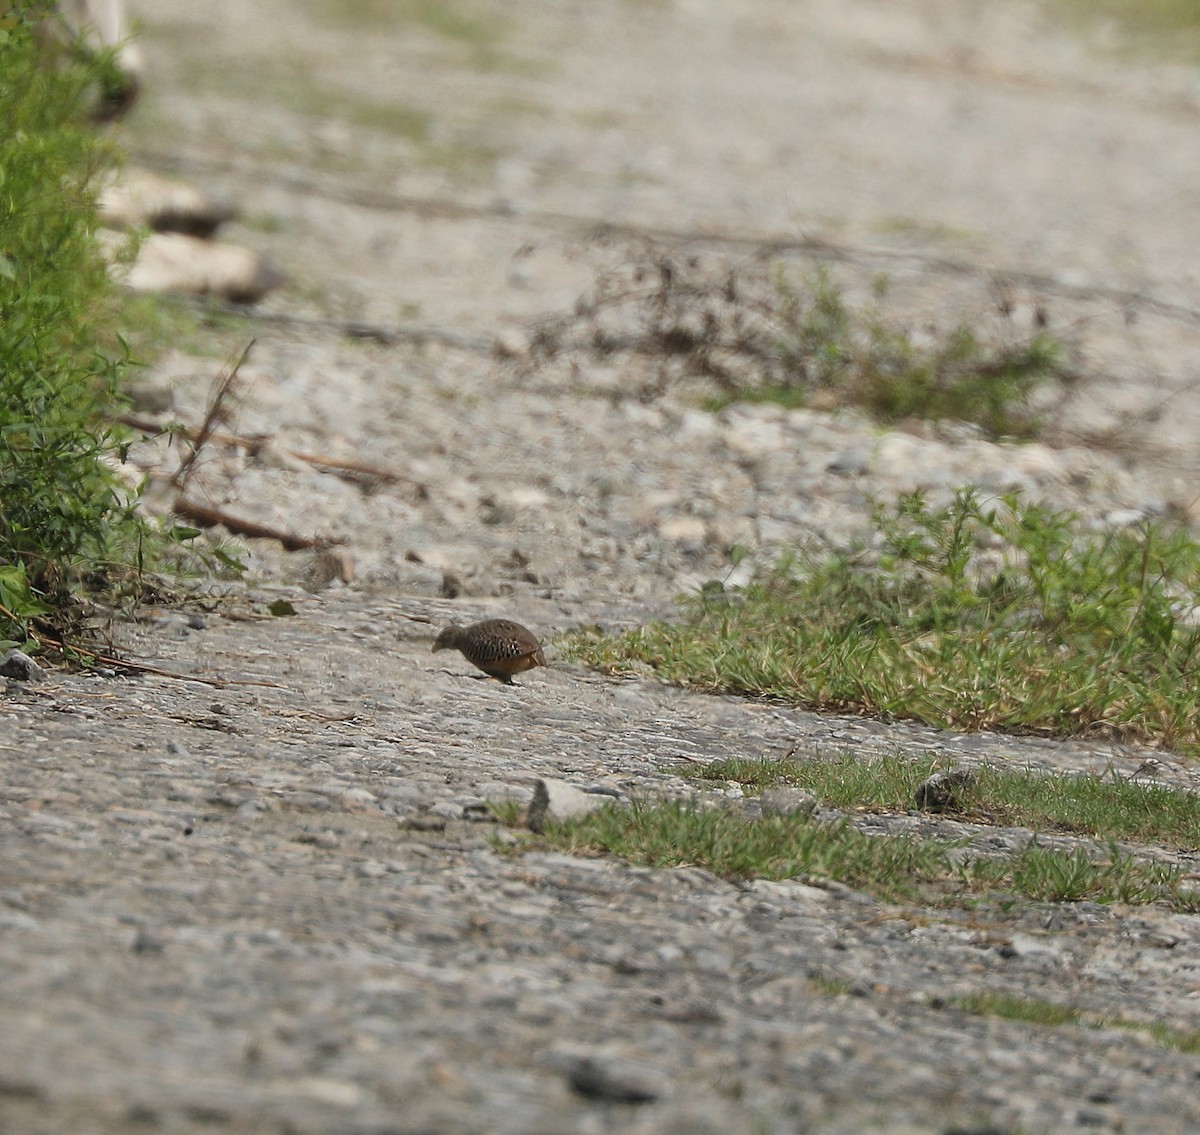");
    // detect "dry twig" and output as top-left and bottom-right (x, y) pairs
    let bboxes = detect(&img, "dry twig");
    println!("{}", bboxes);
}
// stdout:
(173, 499), (339, 551)
(170, 340), (254, 491)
